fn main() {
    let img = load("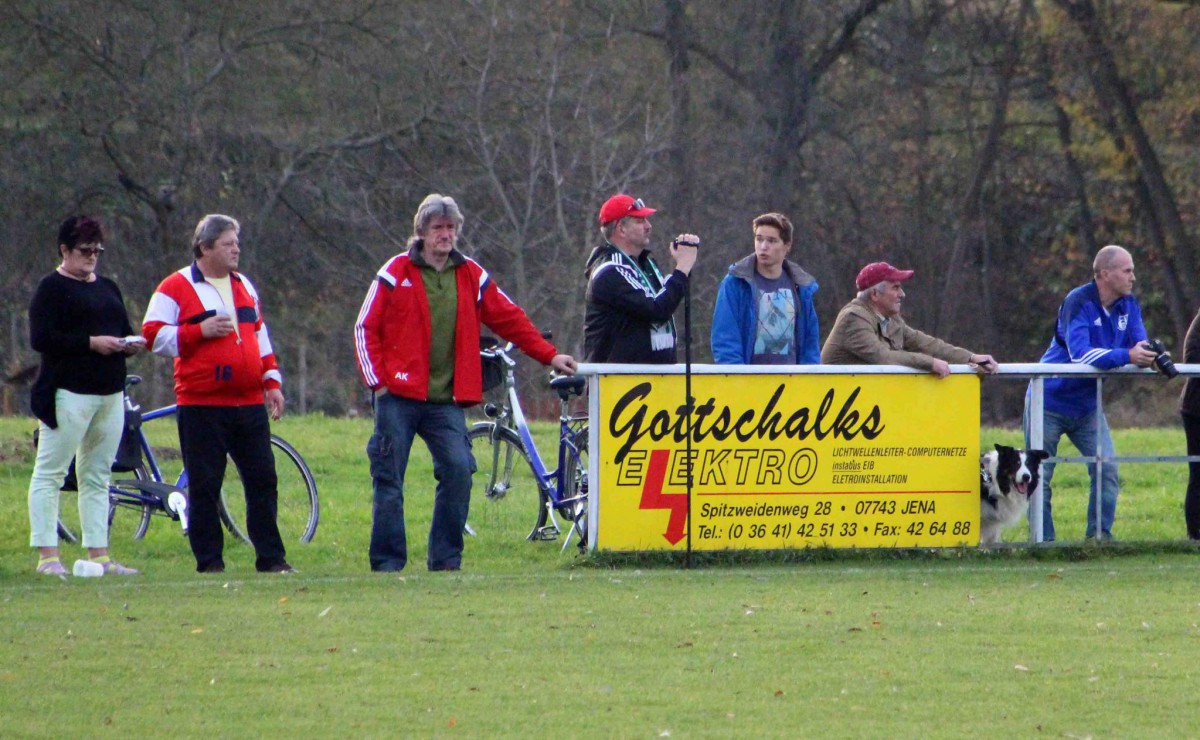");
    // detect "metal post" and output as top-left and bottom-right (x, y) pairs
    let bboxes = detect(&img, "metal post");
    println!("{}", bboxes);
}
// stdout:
(1094, 378), (1104, 539)
(1029, 377), (1044, 543)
